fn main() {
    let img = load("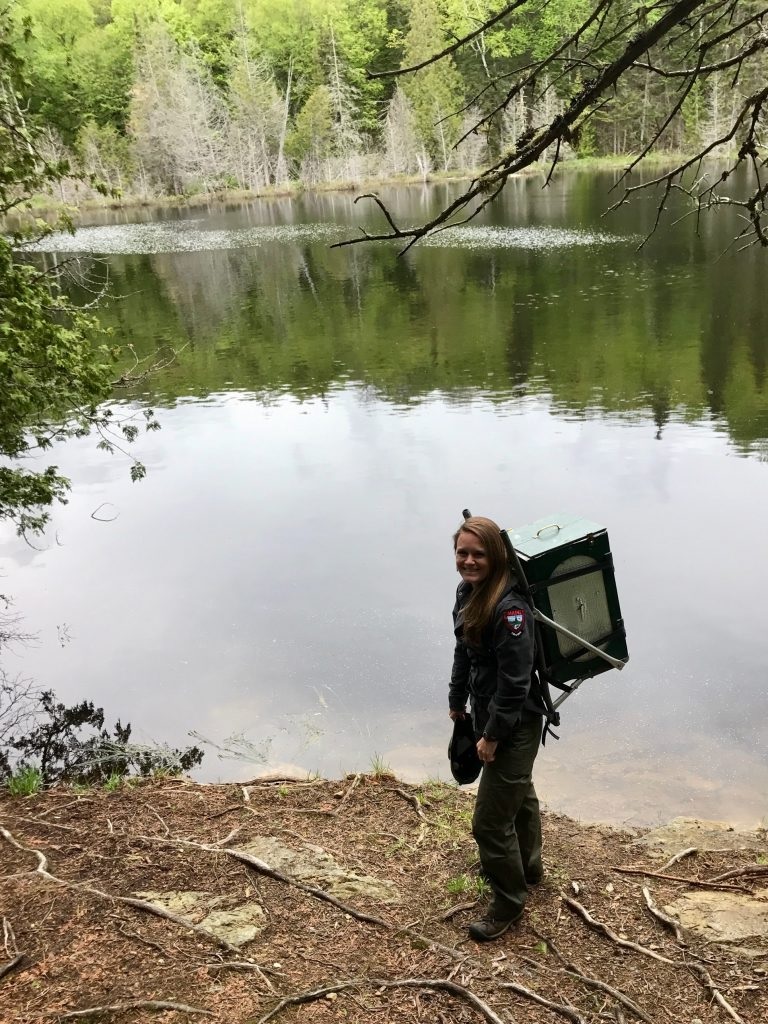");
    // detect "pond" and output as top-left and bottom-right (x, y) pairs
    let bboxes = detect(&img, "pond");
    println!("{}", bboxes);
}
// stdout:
(3, 169), (767, 826)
